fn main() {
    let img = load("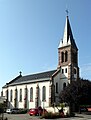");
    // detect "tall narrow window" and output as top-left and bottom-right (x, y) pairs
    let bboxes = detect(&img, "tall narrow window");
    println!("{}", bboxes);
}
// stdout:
(74, 68), (76, 74)
(61, 52), (64, 63)
(56, 82), (58, 93)
(54, 85), (55, 102)
(10, 90), (13, 102)
(62, 69), (64, 74)
(42, 86), (46, 101)
(19, 89), (22, 102)
(30, 87), (33, 102)
(63, 83), (66, 90)
(6, 89), (8, 101)
(65, 51), (68, 62)
(65, 68), (67, 73)
(1, 91), (3, 97)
